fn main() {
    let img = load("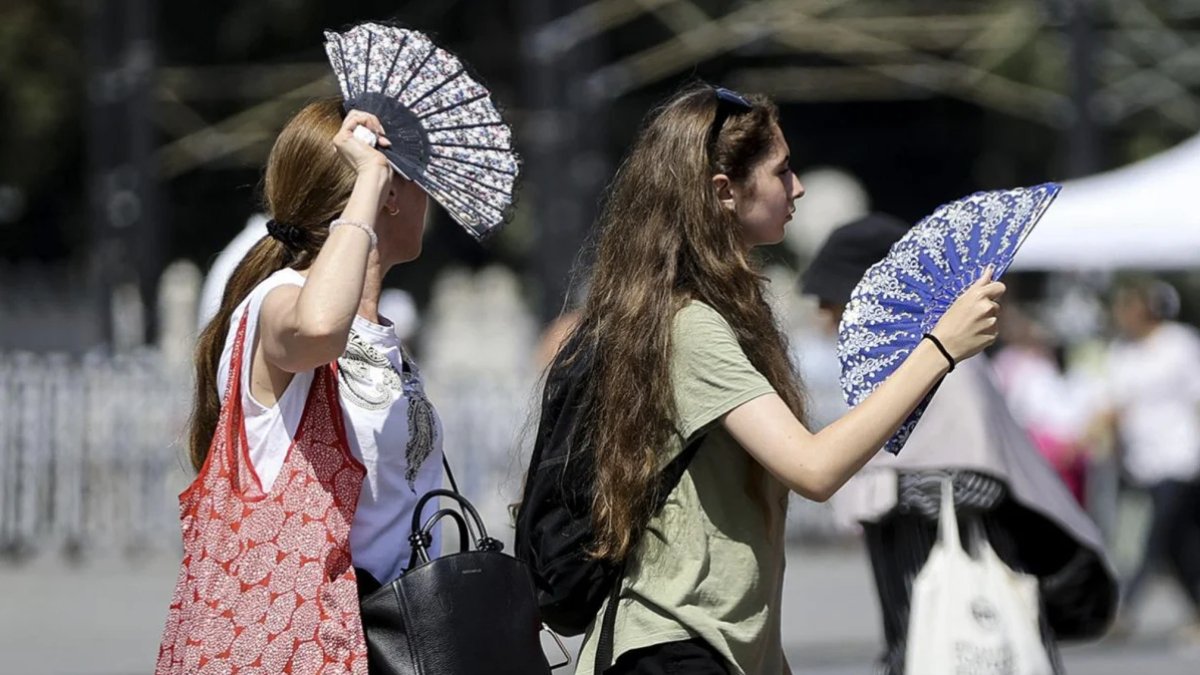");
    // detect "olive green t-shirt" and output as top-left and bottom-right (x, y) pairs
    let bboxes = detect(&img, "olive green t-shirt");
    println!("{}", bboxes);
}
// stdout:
(575, 301), (787, 675)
